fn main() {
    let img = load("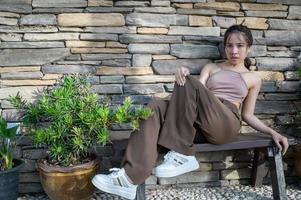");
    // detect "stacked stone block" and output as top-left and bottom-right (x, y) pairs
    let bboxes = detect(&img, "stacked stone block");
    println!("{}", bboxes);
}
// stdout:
(0, 0), (300, 193)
